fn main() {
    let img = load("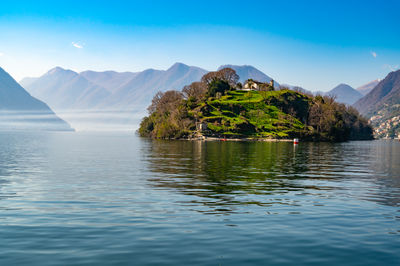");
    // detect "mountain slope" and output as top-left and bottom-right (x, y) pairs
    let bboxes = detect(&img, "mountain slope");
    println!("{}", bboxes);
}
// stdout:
(19, 76), (38, 88)
(0, 67), (73, 131)
(356, 79), (380, 95)
(80, 70), (137, 93)
(353, 70), (400, 138)
(353, 70), (400, 117)
(326, 83), (363, 105)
